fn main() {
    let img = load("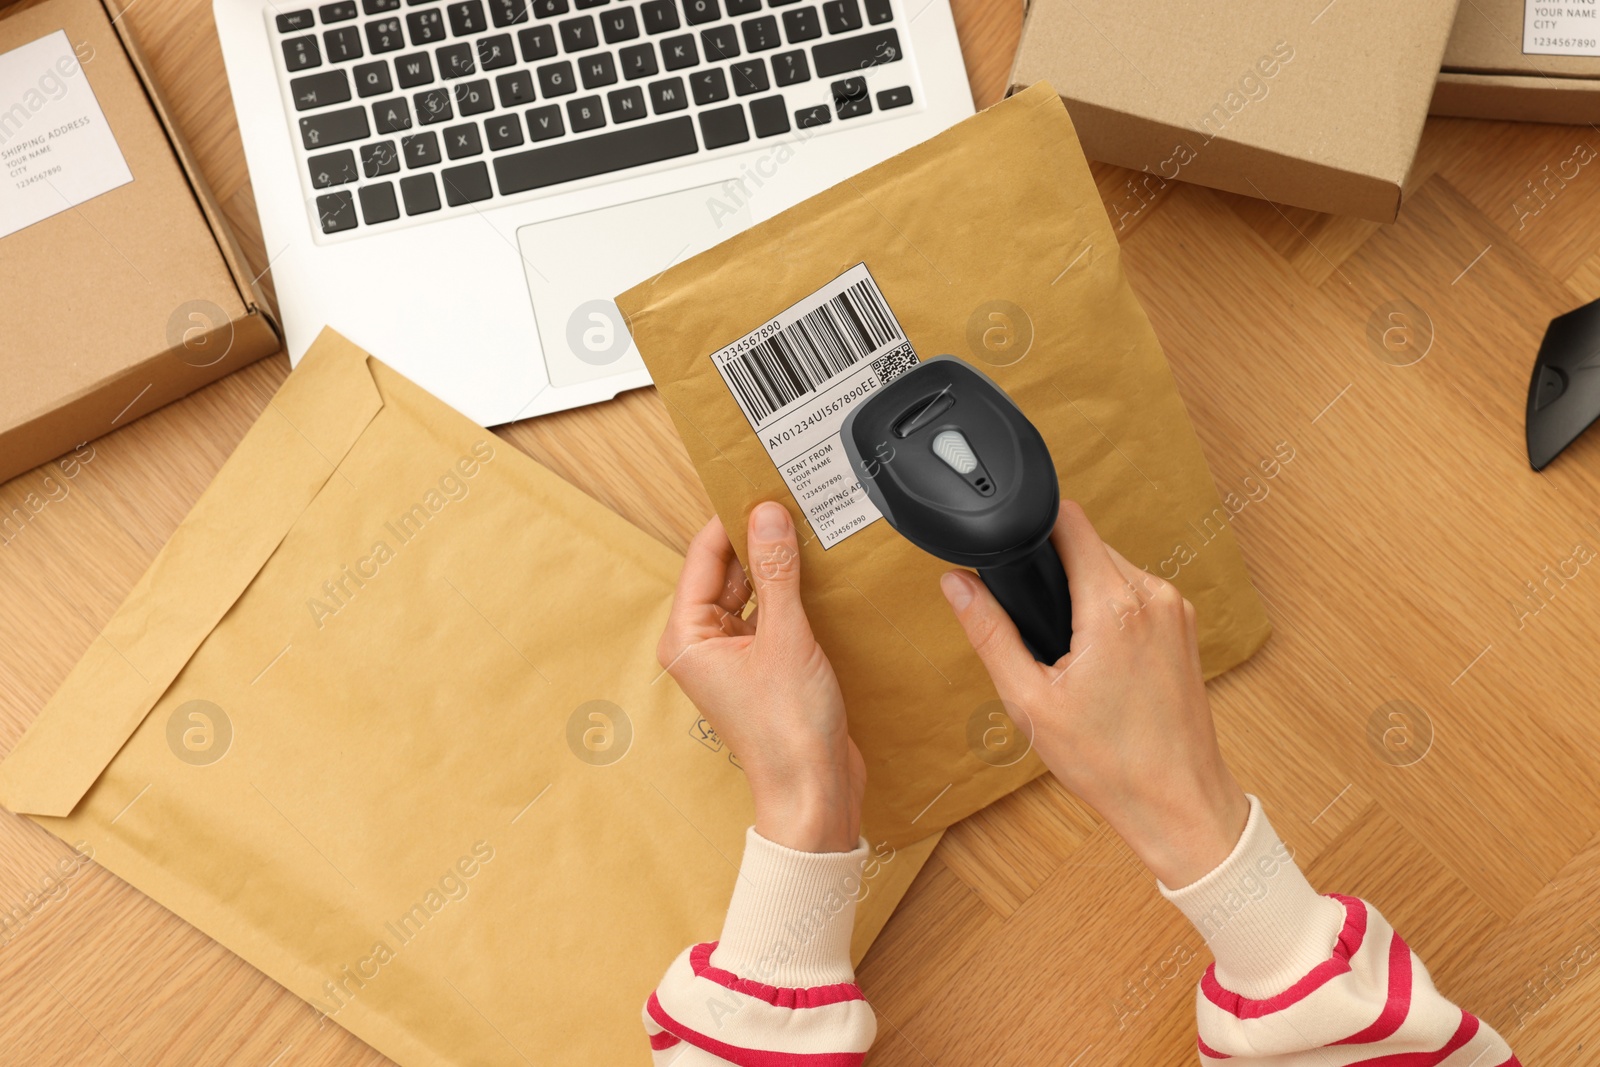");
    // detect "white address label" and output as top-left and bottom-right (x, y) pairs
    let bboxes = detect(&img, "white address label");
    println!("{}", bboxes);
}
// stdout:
(710, 263), (919, 549)
(1525, 0), (1600, 56)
